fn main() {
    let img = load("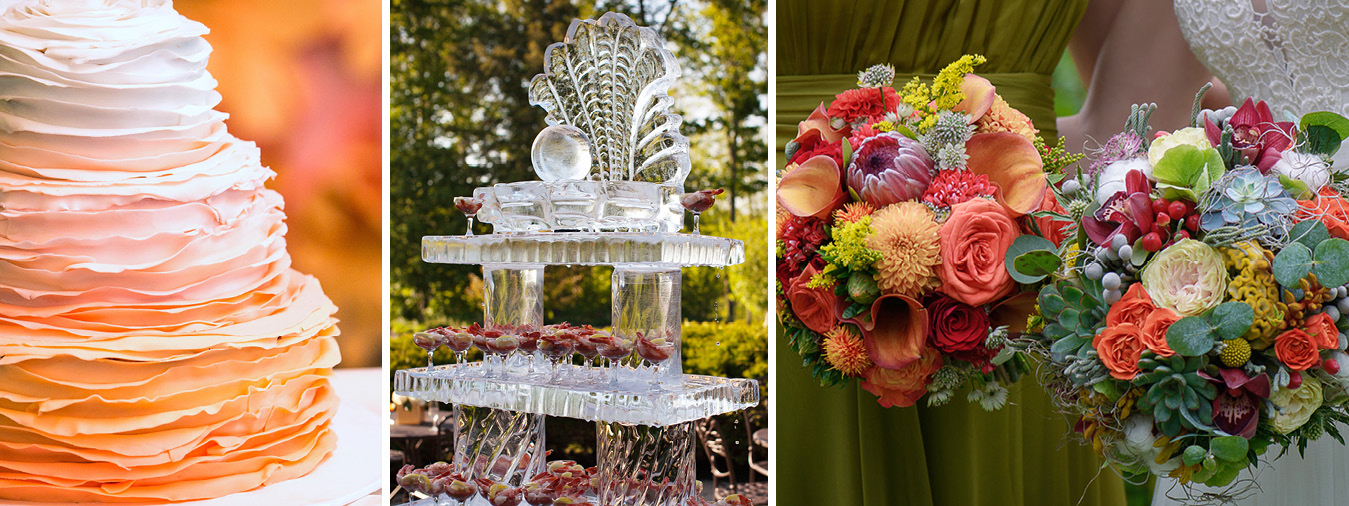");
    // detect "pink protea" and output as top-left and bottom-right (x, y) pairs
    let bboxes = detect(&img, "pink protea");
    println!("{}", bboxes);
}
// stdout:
(846, 132), (934, 207)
